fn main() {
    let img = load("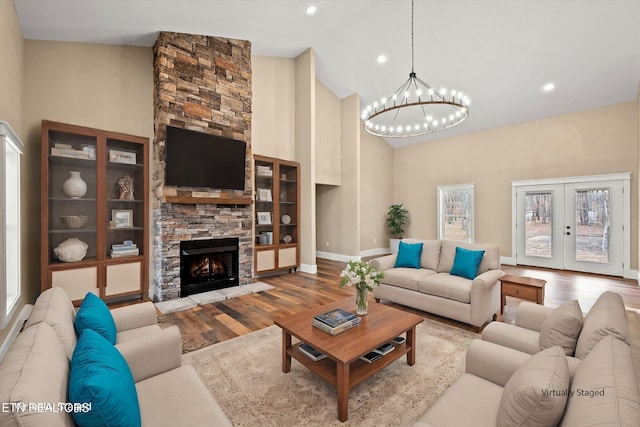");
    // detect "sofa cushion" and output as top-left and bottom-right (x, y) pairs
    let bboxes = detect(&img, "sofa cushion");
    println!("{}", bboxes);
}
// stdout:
(23, 287), (77, 359)
(560, 335), (640, 427)
(74, 292), (117, 345)
(0, 323), (73, 427)
(417, 372), (502, 427)
(439, 240), (500, 275)
(450, 247), (485, 280)
(382, 268), (437, 291)
(403, 239), (442, 271)
(574, 291), (629, 359)
(482, 322), (542, 355)
(395, 241), (423, 269)
(539, 300), (583, 356)
(497, 346), (569, 427)
(136, 365), (233, 427)
(418, 273), (472, 304)
(69, 329), (141, 427)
